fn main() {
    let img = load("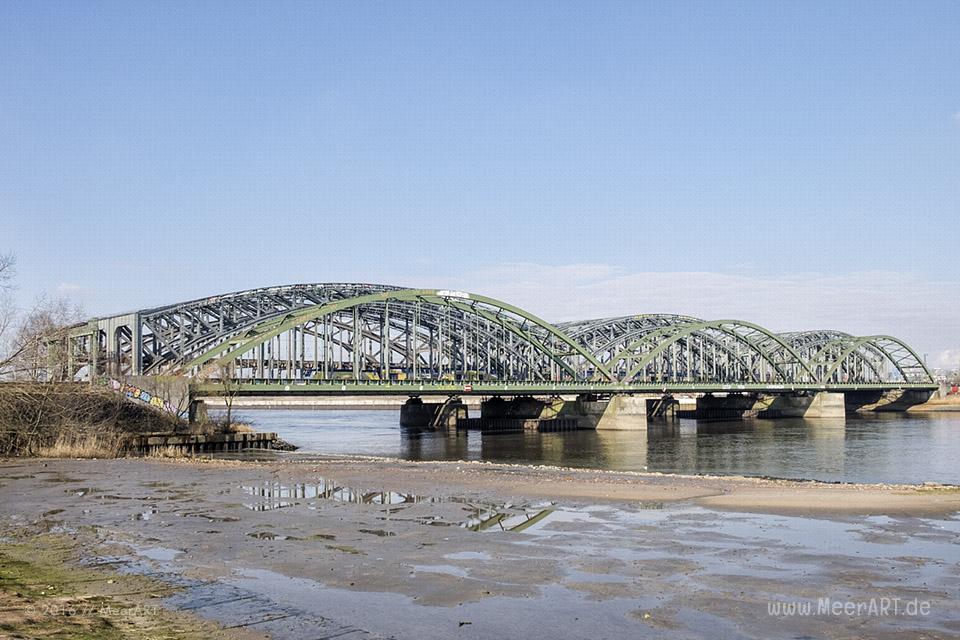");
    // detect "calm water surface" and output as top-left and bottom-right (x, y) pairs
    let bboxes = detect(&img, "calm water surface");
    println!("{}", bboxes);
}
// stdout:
(237, 409), (960, 485)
